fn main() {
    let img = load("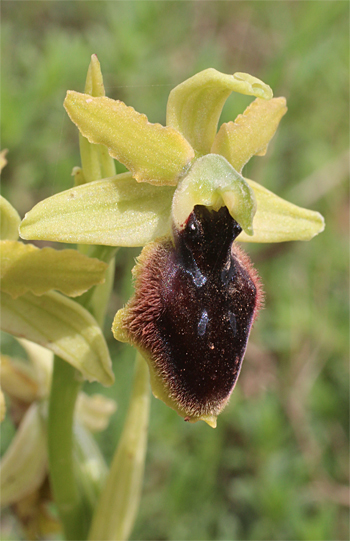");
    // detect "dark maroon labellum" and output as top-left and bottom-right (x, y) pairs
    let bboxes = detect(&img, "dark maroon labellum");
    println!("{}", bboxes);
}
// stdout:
(121, 205), (262, 419)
